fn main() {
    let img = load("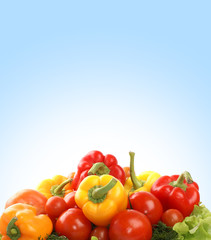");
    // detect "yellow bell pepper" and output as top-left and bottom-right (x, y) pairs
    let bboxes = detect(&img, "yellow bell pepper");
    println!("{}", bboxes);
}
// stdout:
(36, 175), (73, 199)
(75, 174), (128, 227)
(124, 152), (161, 195)
(0, 203), (53, 240)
